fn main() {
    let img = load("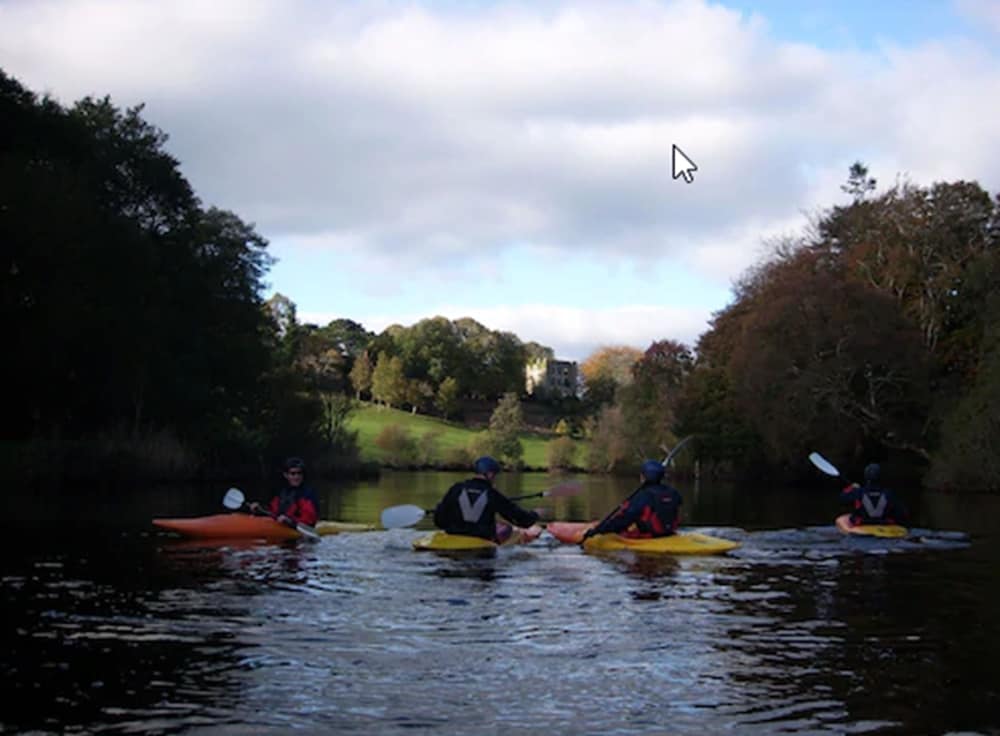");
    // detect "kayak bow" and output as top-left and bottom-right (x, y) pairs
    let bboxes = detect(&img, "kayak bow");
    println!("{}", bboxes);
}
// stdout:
(547, 520), (739, 555)
(153, 513), (302, 540)
(835, 514), (907, 539)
